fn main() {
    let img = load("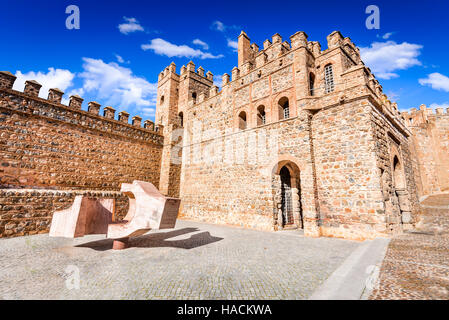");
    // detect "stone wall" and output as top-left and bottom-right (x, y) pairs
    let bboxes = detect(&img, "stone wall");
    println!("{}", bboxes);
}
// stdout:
(179, 113), (316, 232)
(0, 72), (163, 238)
(404, 106), (449, 196)
(0, 189), (129, 238)
(0, 80), (163, 191)
(312, 100), (387, 239)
